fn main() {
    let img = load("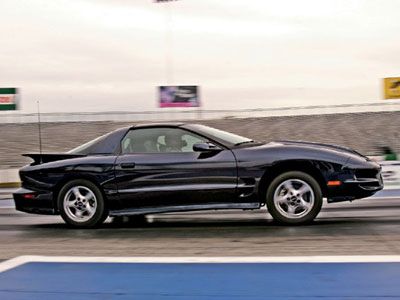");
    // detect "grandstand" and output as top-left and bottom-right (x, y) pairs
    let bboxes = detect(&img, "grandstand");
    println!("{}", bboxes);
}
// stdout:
(1, 110), (398, 168)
